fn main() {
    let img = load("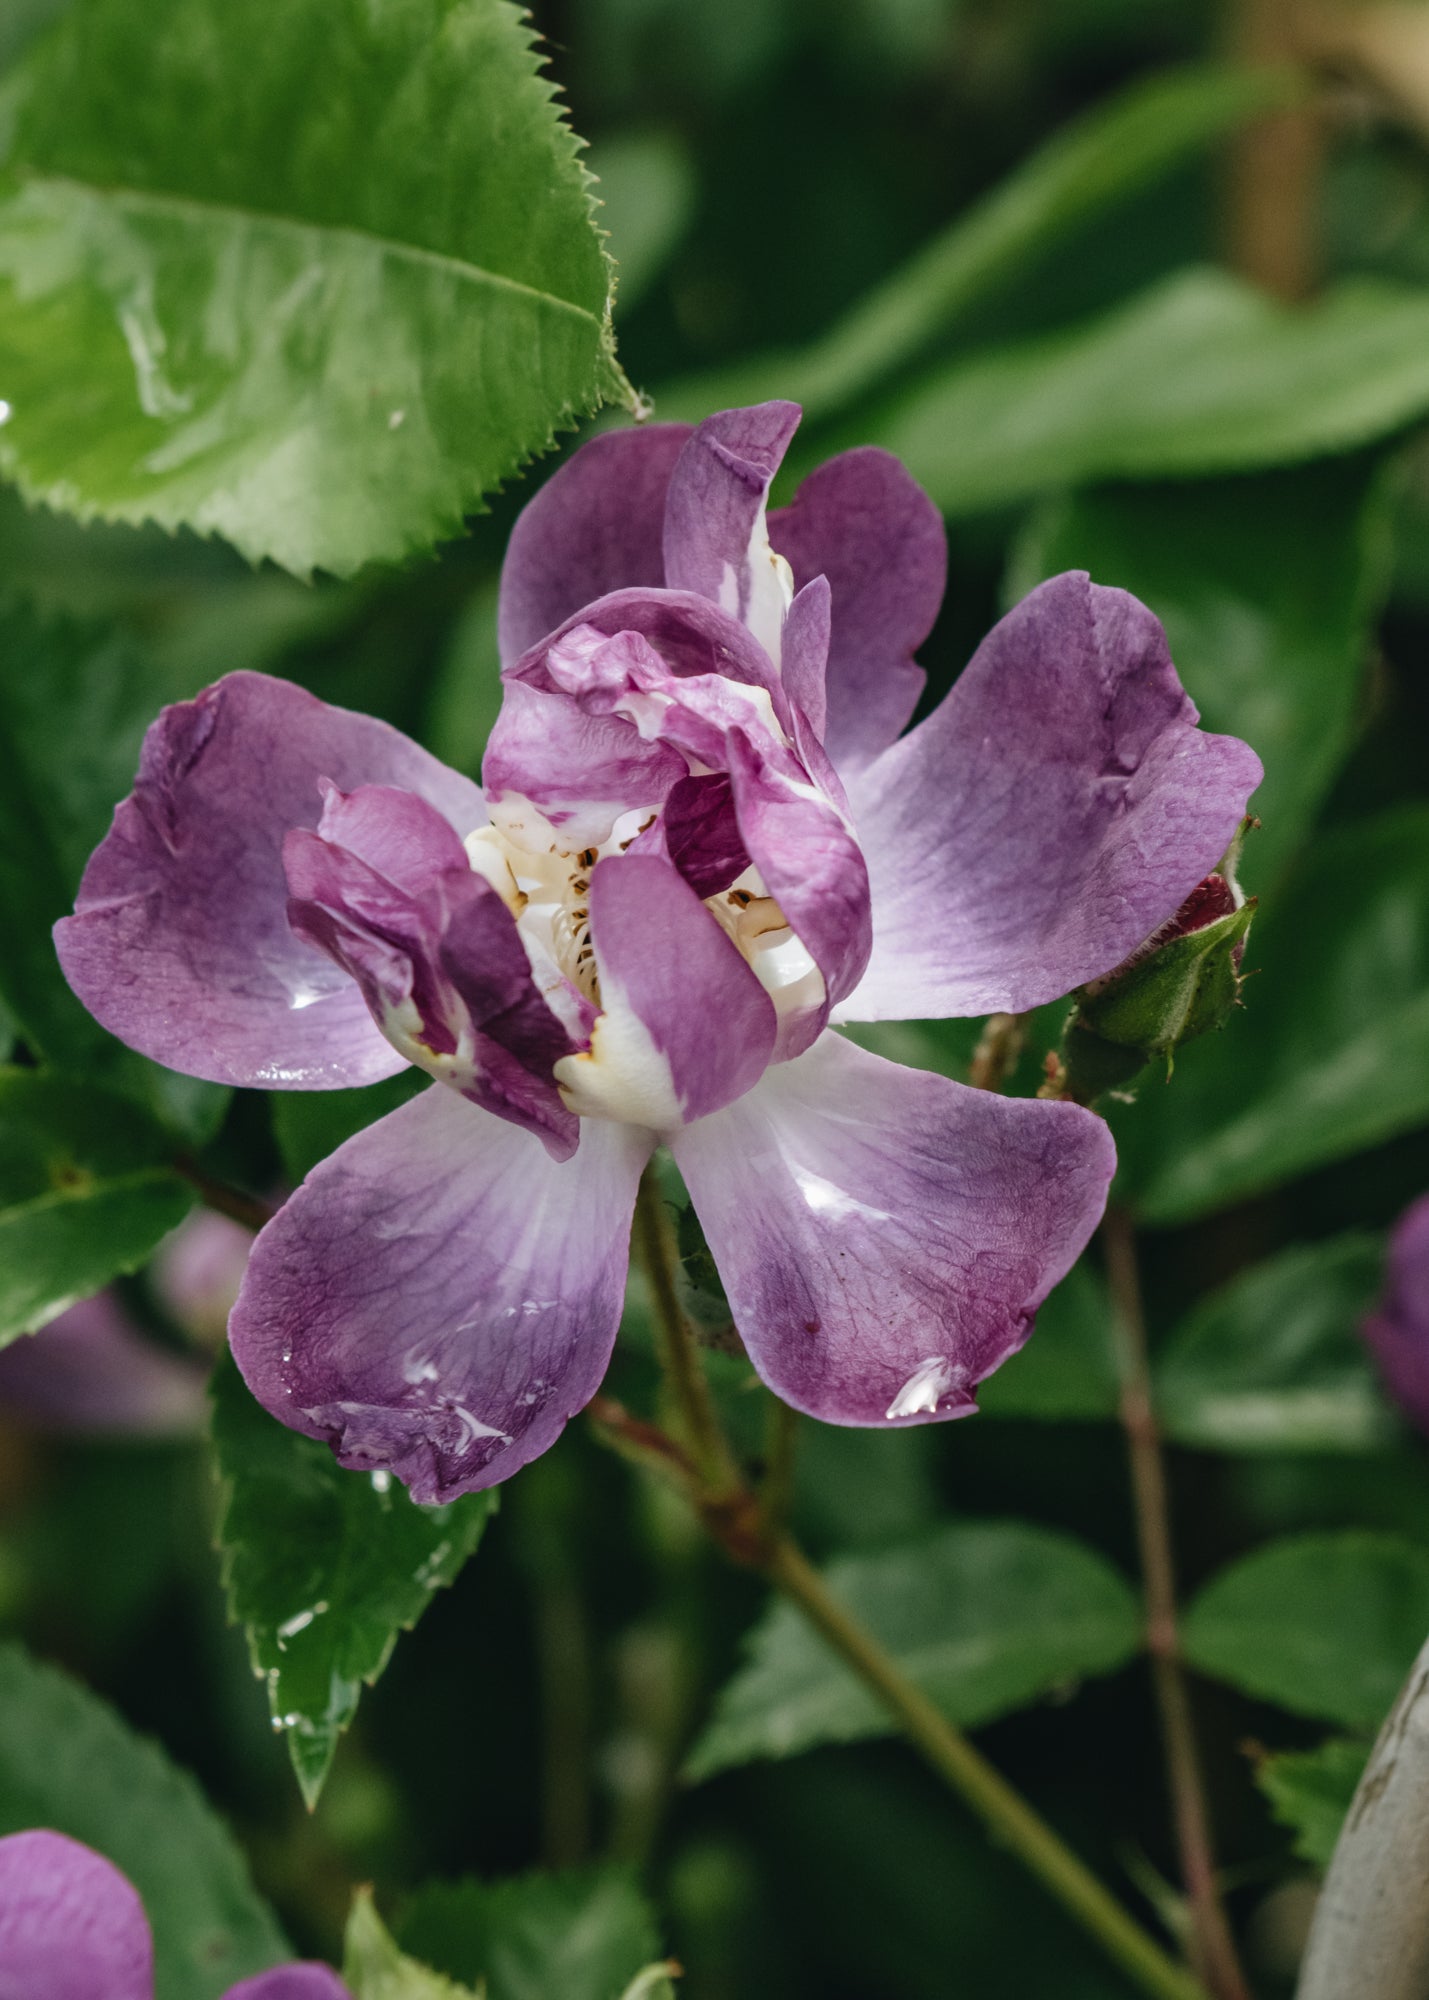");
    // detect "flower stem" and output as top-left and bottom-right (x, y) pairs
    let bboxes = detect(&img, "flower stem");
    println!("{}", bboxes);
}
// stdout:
(621, 1178), (1210, 2000)
(1102, 1205), (1254, 2000)
(969, 1010), (1028, 1092)
(174, 1160), (276, 1233)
